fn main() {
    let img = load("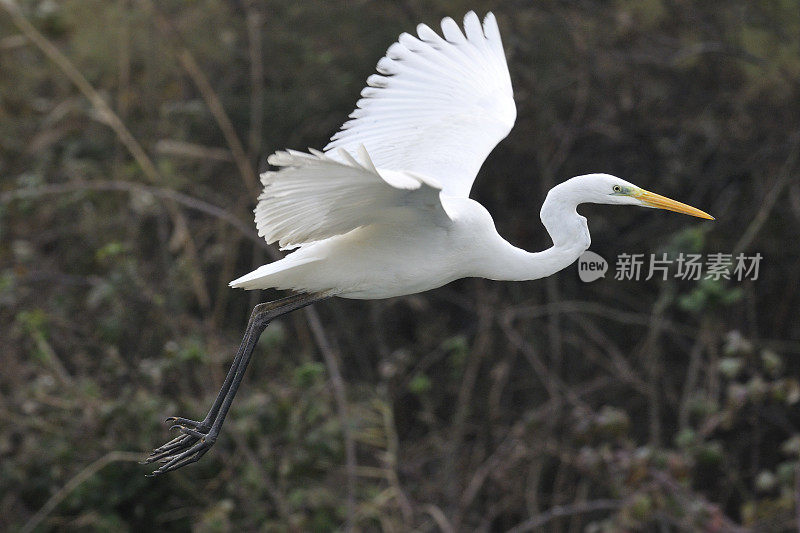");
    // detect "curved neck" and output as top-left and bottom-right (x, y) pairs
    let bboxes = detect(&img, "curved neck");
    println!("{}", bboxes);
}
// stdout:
(481, 179), (591, 282)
